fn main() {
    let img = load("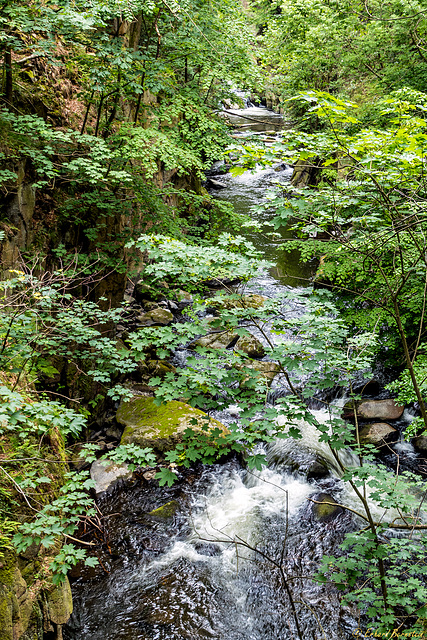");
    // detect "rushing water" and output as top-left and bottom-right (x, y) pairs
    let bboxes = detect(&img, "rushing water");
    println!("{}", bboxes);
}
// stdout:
(64, 106), (417, 640)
